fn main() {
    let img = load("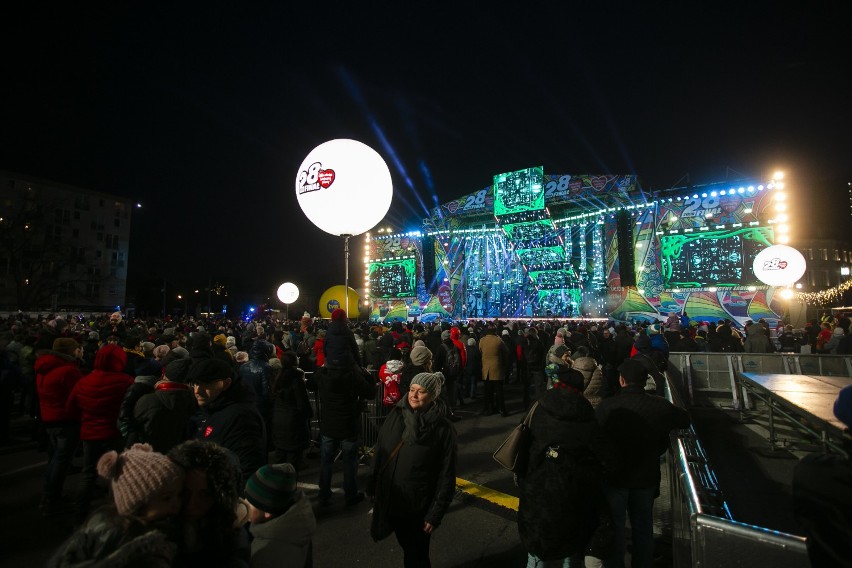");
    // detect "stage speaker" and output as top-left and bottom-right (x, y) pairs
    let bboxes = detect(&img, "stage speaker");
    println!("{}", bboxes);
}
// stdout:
(421, 235), (436, 291)
(616, 210), (637, 287)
